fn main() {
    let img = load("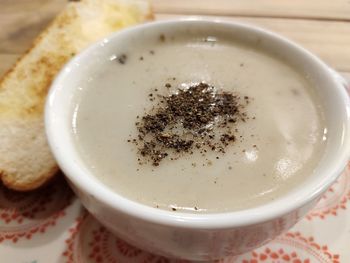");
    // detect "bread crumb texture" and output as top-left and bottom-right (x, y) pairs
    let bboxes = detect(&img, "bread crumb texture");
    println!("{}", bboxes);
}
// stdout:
(0, 0), (152, 190)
